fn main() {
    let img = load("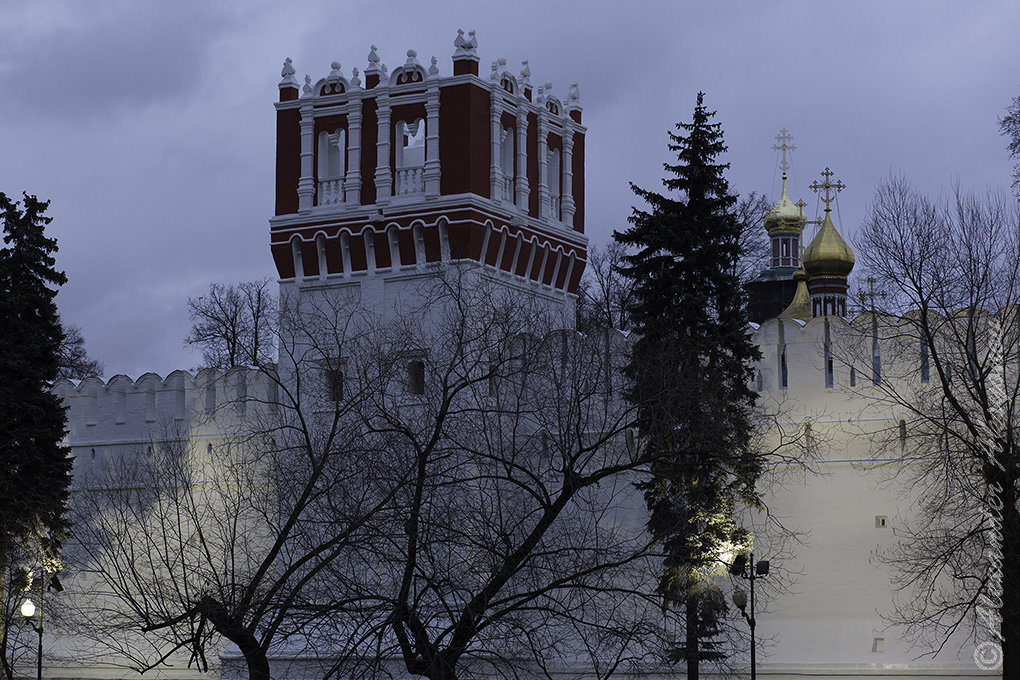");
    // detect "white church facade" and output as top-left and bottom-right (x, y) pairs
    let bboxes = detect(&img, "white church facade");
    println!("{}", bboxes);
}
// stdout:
(42, 30), (996, 680)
